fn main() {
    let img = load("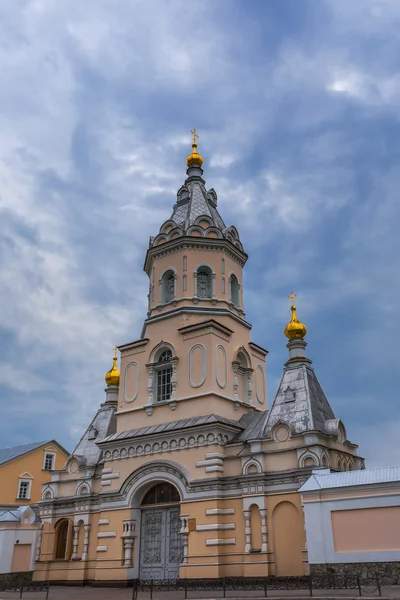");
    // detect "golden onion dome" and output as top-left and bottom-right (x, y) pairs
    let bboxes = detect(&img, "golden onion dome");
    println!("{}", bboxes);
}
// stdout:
(284, 293), (307, 340)
(105, 347), (120, 387)
(186, 128), (204, 167)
